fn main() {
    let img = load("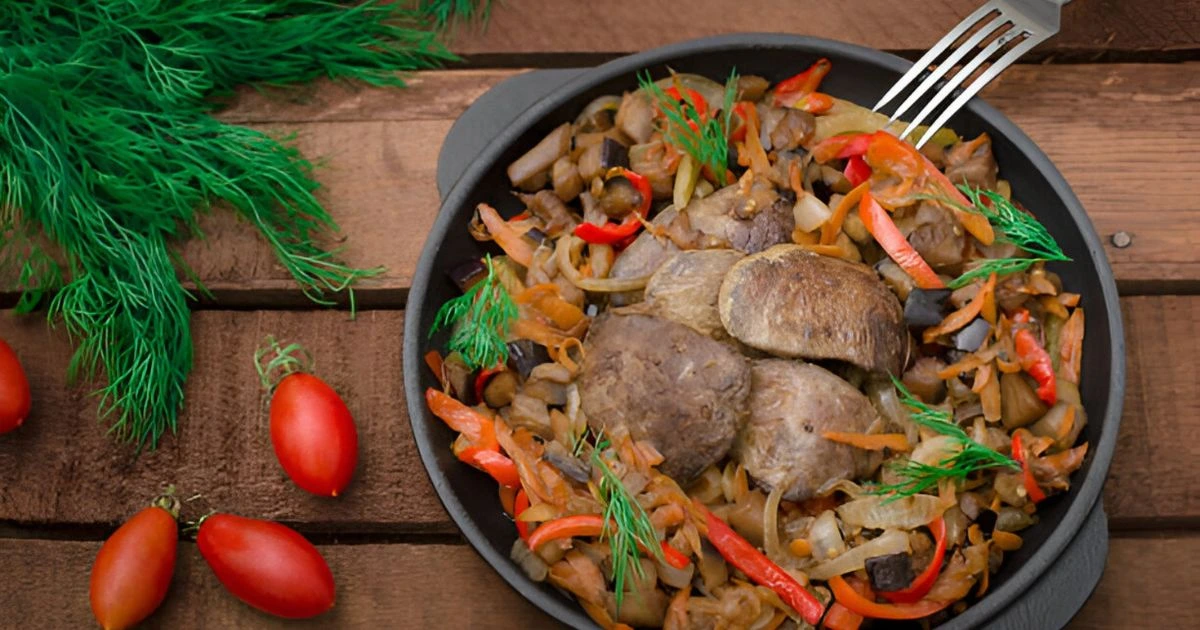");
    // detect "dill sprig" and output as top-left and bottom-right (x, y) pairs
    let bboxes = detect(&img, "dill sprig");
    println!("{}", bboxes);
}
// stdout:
(0, 1), (460, 447)
(429, 255), (518, 371)
(418, 0), (494, 32)
(639, 69), (739, 186)
(871, 376), (1018, 499)
(935, 185), (1070, 289)
(591, 439), (664, 610)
